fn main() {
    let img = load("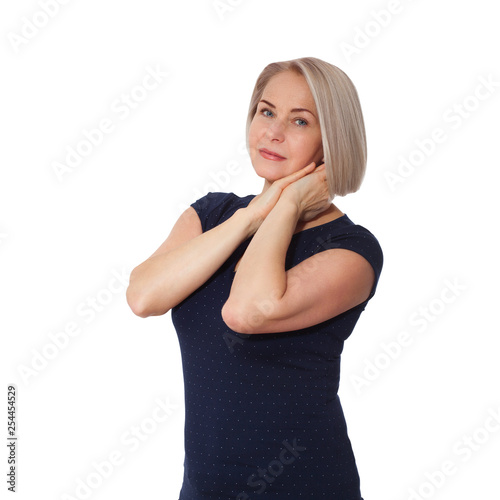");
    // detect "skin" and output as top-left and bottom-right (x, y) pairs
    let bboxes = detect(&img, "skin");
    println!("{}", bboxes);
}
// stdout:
(248, 70), (324, 188)
(126, 70), (375, 334)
